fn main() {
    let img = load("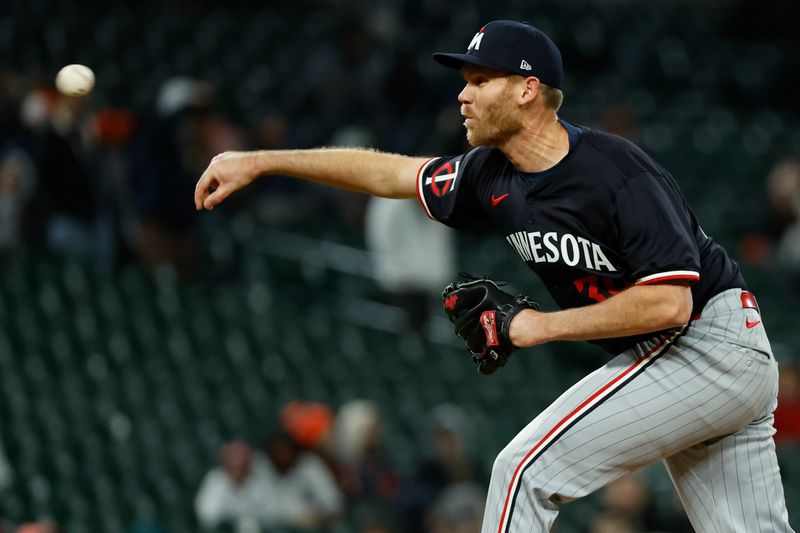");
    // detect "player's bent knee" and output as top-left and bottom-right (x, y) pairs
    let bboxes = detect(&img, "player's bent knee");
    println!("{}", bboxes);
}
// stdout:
(490, 443), (520, 482)
(491, 443), (550, 493)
